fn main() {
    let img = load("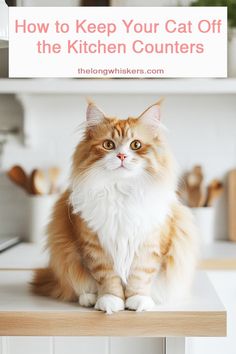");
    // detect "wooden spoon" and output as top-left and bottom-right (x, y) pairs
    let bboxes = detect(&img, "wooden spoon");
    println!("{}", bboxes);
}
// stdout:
(7, 165), (28, 192)
(29, 169), (48, 195)
(186, 165), (205, 207)
(48, 167), (60, 194)
(205, 179), (224, 207)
